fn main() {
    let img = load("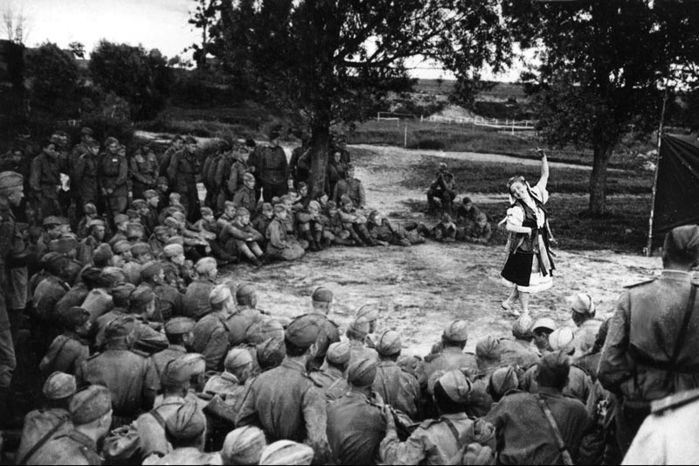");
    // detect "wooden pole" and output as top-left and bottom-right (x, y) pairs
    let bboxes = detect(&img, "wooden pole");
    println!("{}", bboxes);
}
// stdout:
(404, 124), (408, 148)
(646, 89), (669, 257)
